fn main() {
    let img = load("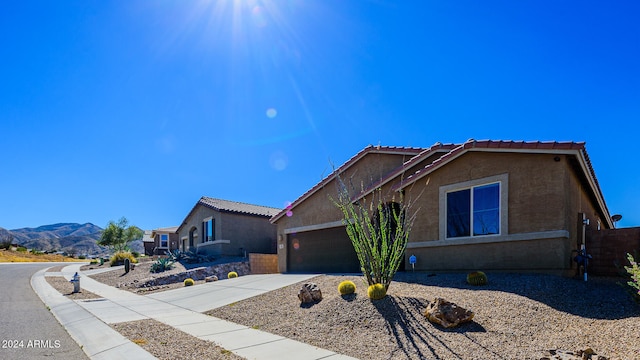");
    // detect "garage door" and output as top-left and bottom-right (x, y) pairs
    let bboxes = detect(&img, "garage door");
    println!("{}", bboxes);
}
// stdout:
(287, 226), (360, 273)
